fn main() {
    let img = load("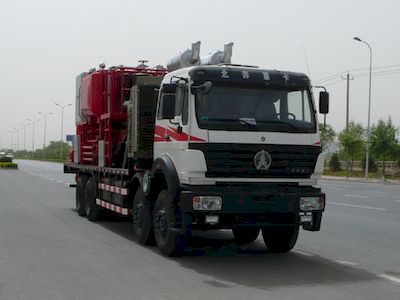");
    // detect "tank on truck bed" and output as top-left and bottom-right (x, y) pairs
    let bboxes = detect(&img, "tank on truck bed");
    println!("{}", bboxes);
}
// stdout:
(66, 65), (167, 170)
